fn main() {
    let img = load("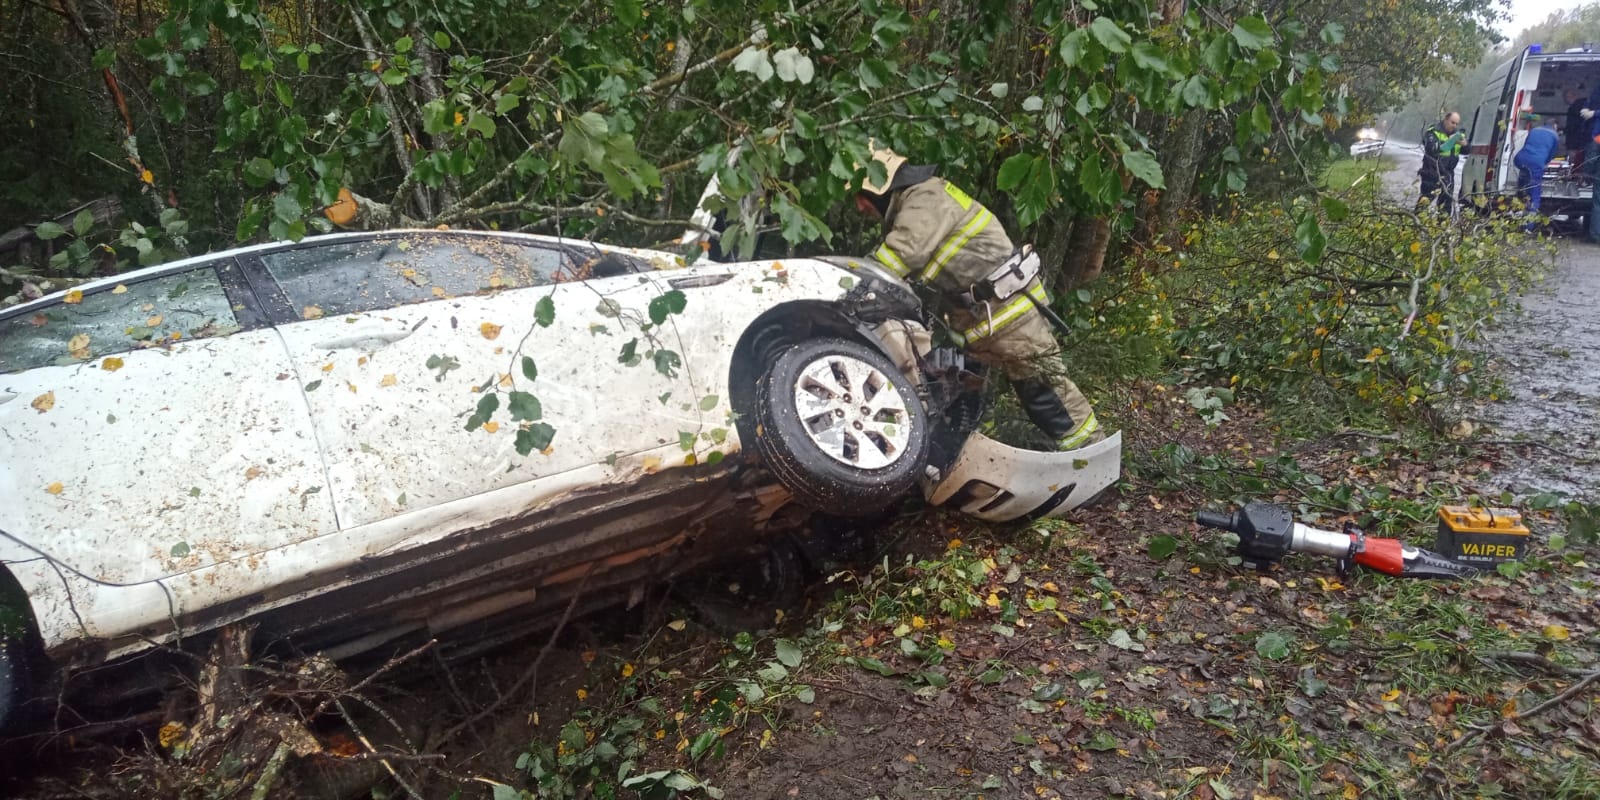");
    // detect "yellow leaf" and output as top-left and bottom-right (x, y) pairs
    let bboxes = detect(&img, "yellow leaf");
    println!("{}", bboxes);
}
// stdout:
(158, 721), (186, 748)
(1343, 781), (1359, 800)
(1041, 581), (1060, 593)
(30, 391), (55, 413)
(101, 357), (124, 371)
(431, 286), (446, 298)
(146, 315), (164, 327)
(346, 382), (357, 393)
(245, 466), (263, 481)
(1266, 250), (1280, 260)
(667, 619), (687, 631)
(111, 284), (128, 294)
(911, 615), (927, 629)
(357, 356), (368, 366)
(1316, 576), (1345, 591)
(489, 273), (505, 288)
(576, 688), (588, 700)
(621, 662), (635, 678)
(759, 729), (773, 749)
(45, 482), (63, 495)
(303, 305), (325, 320)
(480, 322), (502, 340)
(985, 592), (1001, 609)
(498, 373), (512, 388)
(1381, 688), (1402, 702)
(140, 168), (155, 185)
(1409, 241), (1422, 254)
(321, 362), (335, 372)
(64, 290), (84, 305)
(1543, 624), (1570, 641)
(483, 421), (500, 433)
(380, 374), (397, 387)
(454, 111), (464, 126)
(947, 538), (963, 550)
(68, 333), (91, 358)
